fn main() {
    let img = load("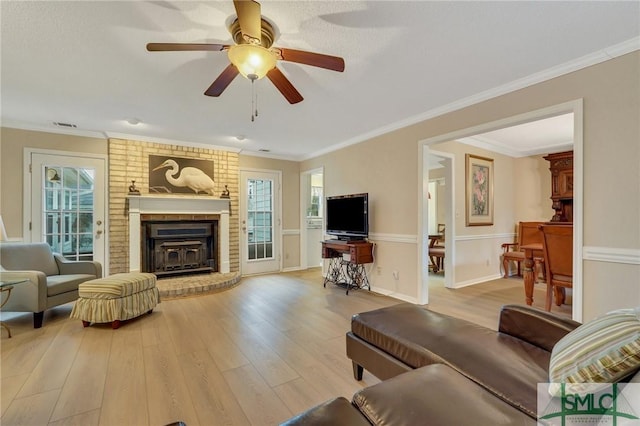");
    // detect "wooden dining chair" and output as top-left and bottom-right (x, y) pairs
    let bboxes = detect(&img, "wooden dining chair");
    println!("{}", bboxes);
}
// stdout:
(501, 221), (544, 278)
(428, 229), (445, 273)
(540, 224), (573, 311)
